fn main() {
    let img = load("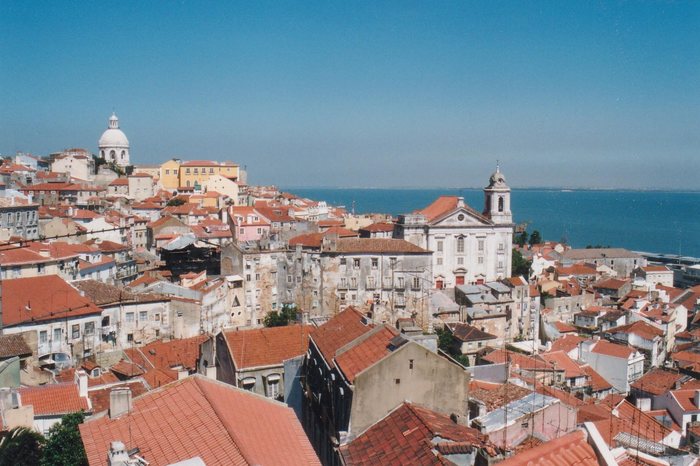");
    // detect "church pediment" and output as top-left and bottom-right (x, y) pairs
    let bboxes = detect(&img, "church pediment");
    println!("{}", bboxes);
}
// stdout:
(430, 207), (492, 227)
